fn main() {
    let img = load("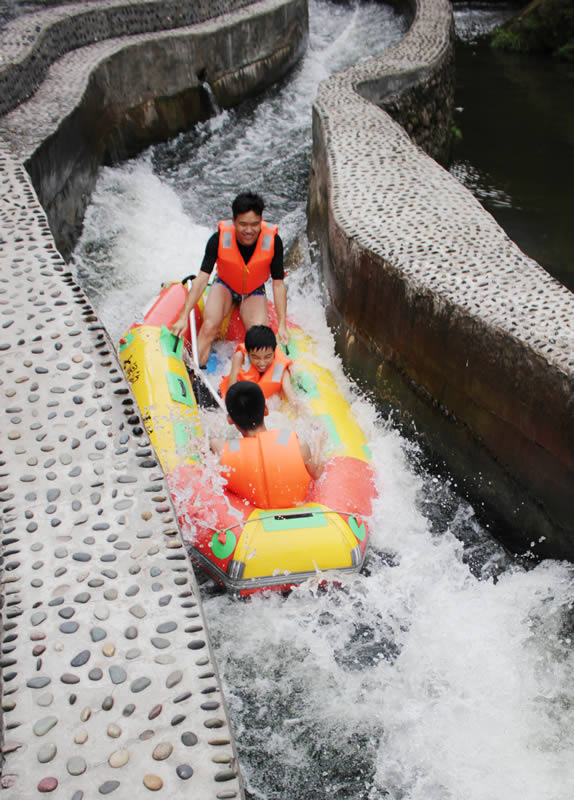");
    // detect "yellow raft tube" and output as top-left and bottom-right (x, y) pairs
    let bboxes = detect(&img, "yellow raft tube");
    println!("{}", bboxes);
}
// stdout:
(119, 281), (376, 596)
